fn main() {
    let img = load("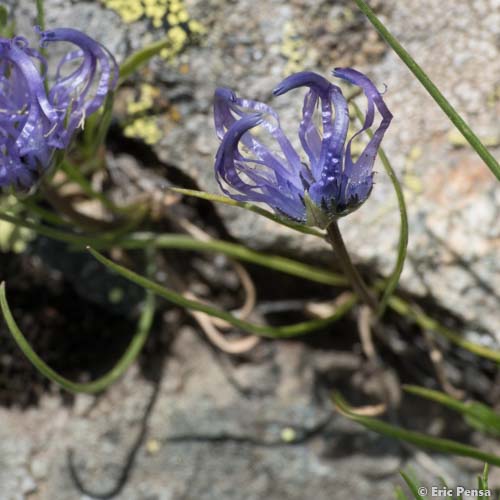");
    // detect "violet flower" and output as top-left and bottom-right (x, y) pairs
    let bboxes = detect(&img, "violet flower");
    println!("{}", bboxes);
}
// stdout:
(214, 69), (392, 228)
(0, 28), (117, 190)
